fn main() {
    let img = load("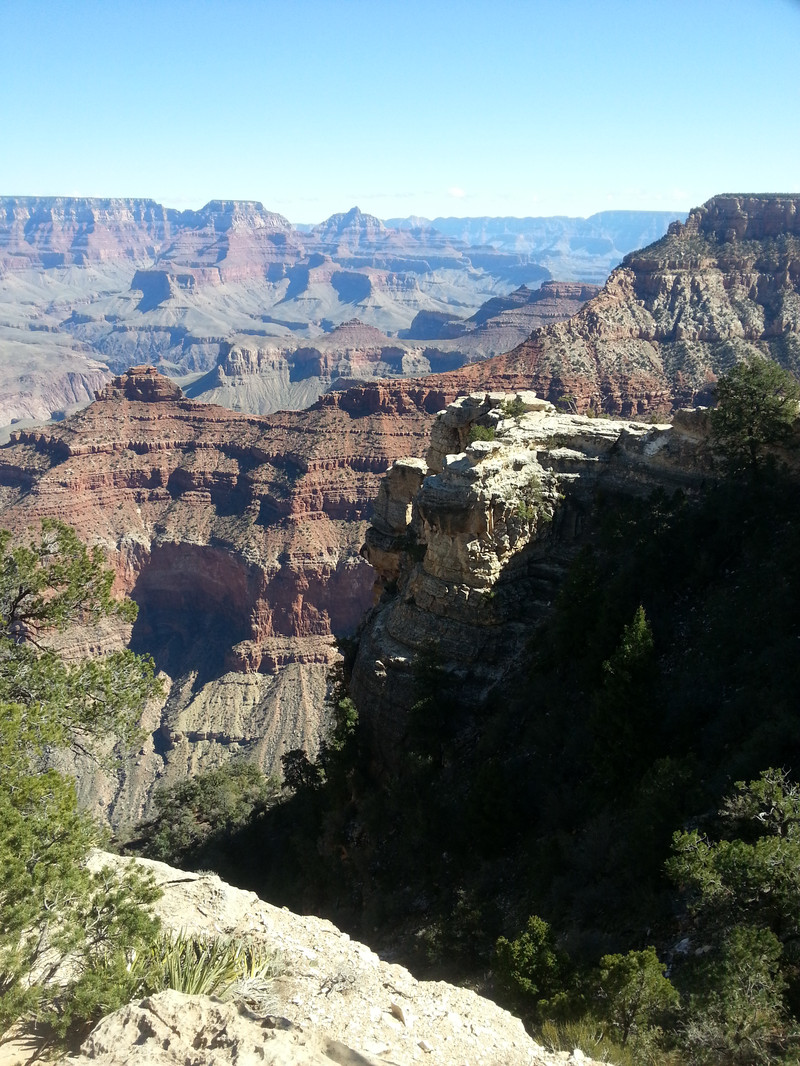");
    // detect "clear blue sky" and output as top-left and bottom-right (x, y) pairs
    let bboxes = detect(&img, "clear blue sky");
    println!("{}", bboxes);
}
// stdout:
(3, 0), (799, 224)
